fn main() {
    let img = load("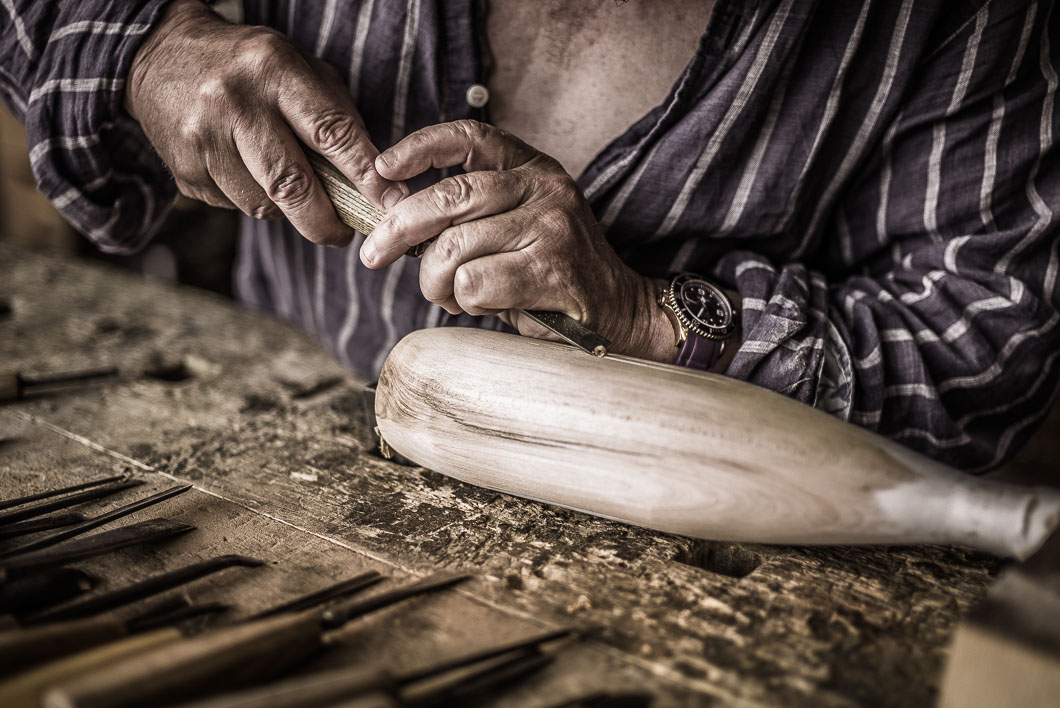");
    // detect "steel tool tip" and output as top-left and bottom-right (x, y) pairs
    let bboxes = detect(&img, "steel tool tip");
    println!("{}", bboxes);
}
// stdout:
(321, 572), (471, 628)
